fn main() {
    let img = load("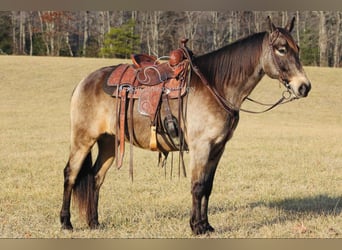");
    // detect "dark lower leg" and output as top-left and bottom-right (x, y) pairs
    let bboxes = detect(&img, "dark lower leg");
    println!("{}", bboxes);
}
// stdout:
(88, 135), (115, 229)
(60, 163), (74, 230)
(201, 195), (214, 232)
(190, 181), (214, 235)
(88, 189), (100, 229)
